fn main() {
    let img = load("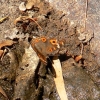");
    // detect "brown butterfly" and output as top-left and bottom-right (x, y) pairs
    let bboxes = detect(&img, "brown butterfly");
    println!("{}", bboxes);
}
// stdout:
(30, 36), (64, 64)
